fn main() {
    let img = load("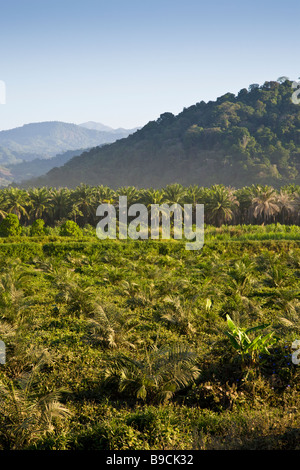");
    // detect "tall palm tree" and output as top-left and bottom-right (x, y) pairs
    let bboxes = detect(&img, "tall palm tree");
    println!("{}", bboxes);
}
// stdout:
(3, 188), (30, 224)
(290, 192), (300, 224)
(235, 186), (253, 224)
(70, 184), (95, 225)
(162, 183), (187, 205)
(250, 186), (280, 224)
(92, 185), (116, 205)
(276, 190), (296, 224)
(49, 187), (71, 225)
(185, 185), (207, 206)
(27, 187), (52, 223)
(116, 186), (140, 206)
(205, 185), (239, 227)
(139, 188), (165, 208)
(0, 191), (7, 221)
